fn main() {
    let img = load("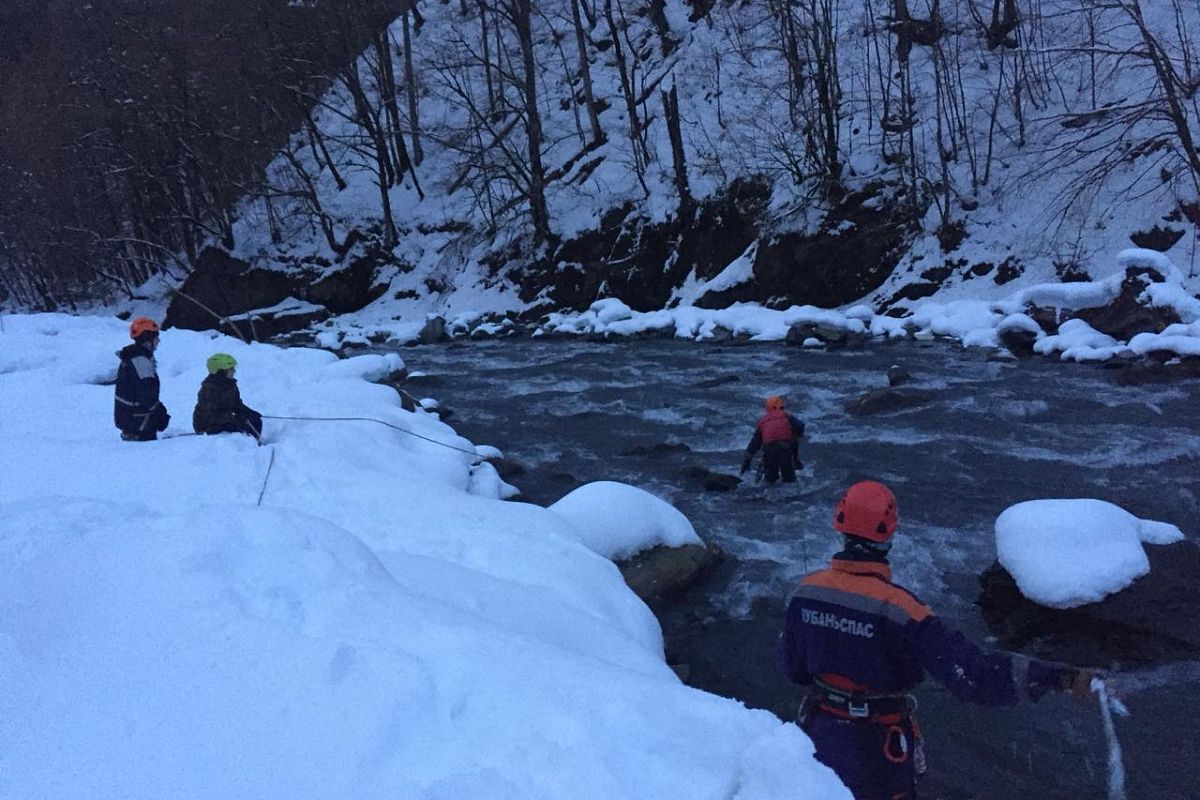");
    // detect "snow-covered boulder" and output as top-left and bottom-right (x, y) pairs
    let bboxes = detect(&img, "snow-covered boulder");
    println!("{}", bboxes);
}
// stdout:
(548, 481), (703, 561)
(995, 498), (1183, 608)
